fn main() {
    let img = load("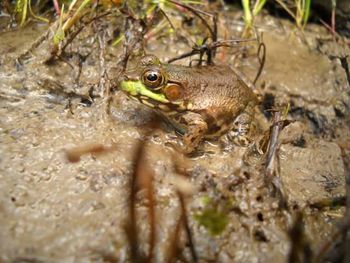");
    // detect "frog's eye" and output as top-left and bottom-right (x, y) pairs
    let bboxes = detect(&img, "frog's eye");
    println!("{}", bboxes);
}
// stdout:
(164, 84), (184, 102)
(142, 70), (164, 89)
